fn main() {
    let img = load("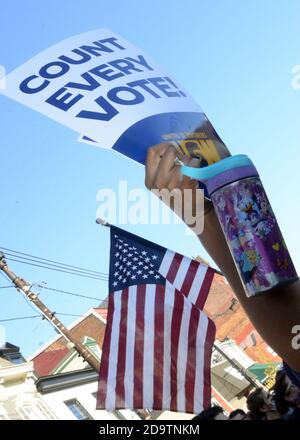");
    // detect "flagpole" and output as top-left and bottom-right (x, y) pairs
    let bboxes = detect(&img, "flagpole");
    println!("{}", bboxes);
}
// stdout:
(96, 218), (111, 227)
